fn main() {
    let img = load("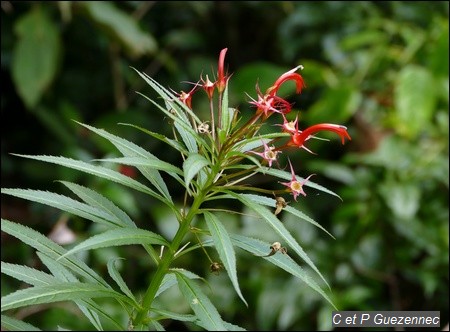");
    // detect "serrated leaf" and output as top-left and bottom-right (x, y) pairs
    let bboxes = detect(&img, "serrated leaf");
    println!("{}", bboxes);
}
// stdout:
(99, 157), (183, 177)
(10, 154), (164, 201)
(203, 211), (247, 307)
(37, 253), (115, 331)
(175, 272), (226, 331)
(156, 269), (202, 298)
(59, 228), (168, 259)
(1, 188), (123, 228)
(1, 262), (58, 286)
(225, 192), (330, 289)
(150, 308), (197, 322)
(75, 122), (174, 203)
(1, 315), (41, 331)
(59, 181), (135, 228)
(12, 7), (61, 109)
(230, 234), (336, 309)
(107, 258), (137, 304)
(1, 282), (131, 312)
(240, 194), (335, 238)
(1, 219), (108, 288)
(82, 2), (156, 57)
(183, 153), (210, 187)
(229, 164), (341, 199)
